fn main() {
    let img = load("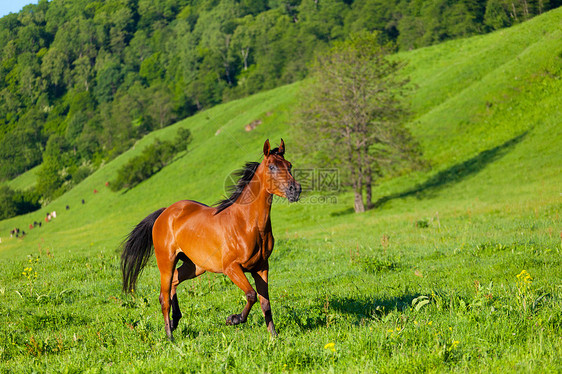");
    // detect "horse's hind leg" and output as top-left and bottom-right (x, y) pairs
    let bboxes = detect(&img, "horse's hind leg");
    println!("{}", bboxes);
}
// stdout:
(170, 253), (205, 331)
(157, 264), (175, 341)
(155, 245), (179, 340)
